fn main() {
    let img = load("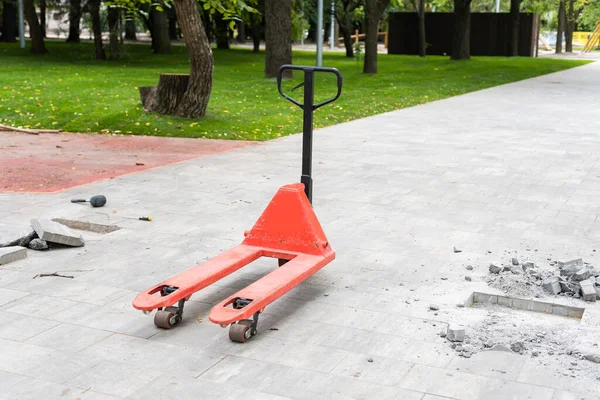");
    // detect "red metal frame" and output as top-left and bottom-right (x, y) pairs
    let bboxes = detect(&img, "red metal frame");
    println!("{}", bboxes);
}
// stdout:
(132, 183), (335, 326)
